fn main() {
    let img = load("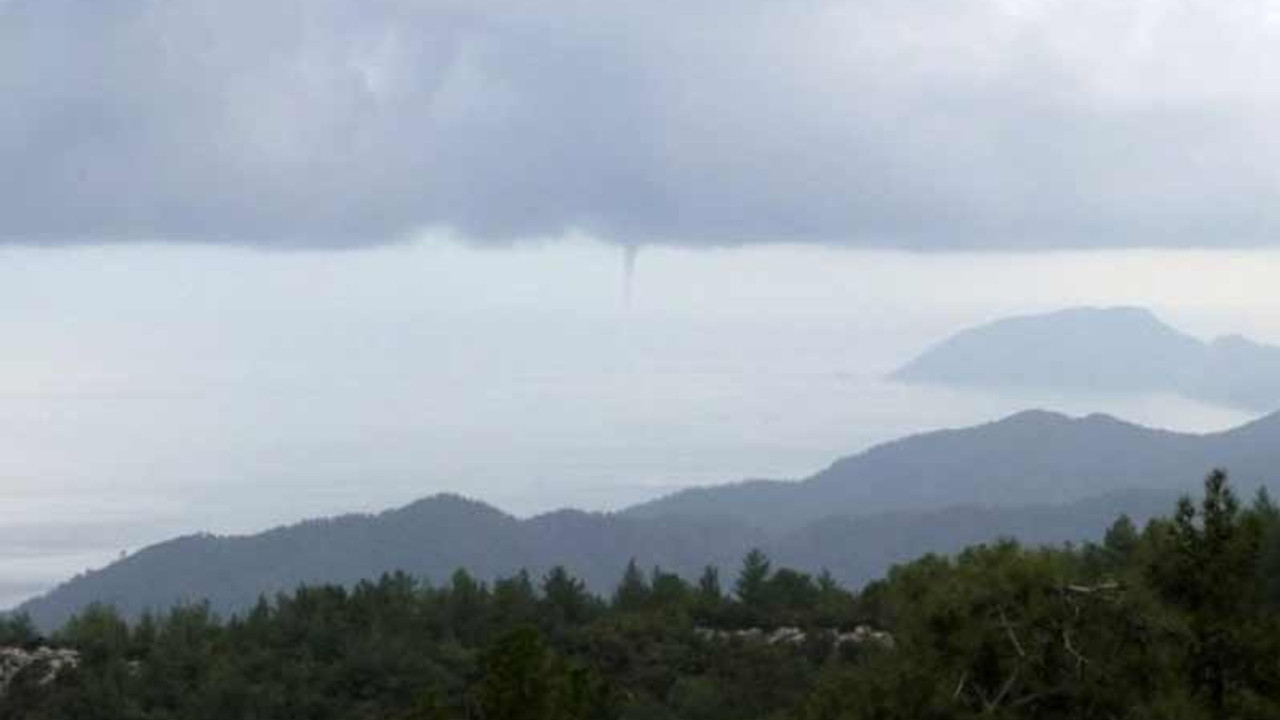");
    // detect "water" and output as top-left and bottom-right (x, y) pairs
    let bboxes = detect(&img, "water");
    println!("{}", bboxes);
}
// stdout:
(0, 241), (1272, 608)
(0, 313), (1253, 610)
